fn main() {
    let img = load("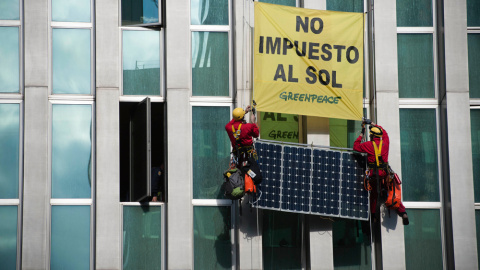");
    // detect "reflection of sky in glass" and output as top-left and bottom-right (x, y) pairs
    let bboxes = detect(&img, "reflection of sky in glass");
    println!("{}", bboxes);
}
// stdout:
(52, 105), (92, 198)
(191, 0), (228, 25)
(53, 29), (91, 94)
(0, 206), (17, 269)
(143, 0), (159, 23)
(0, 0), (19, 20)
(0, 27), (19, 93)
(0, 104), (20, 199)
(123, 30), (160, 70)
(52, 0), (91, 22)
(51, 206), (90, 269)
